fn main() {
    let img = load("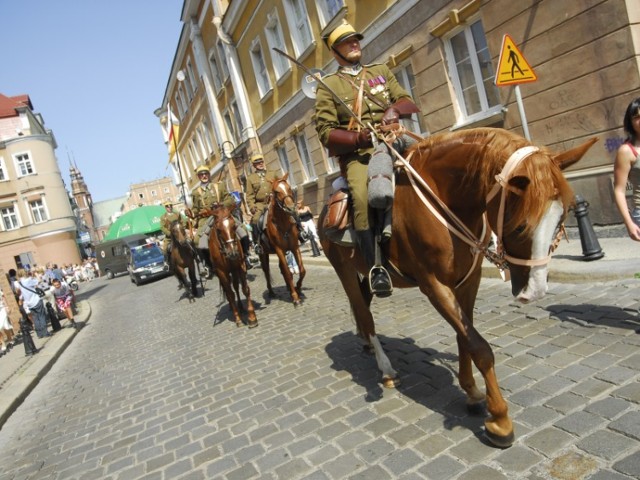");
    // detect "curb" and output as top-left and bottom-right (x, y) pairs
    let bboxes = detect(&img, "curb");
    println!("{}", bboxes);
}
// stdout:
(0, 301), (92, 431)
